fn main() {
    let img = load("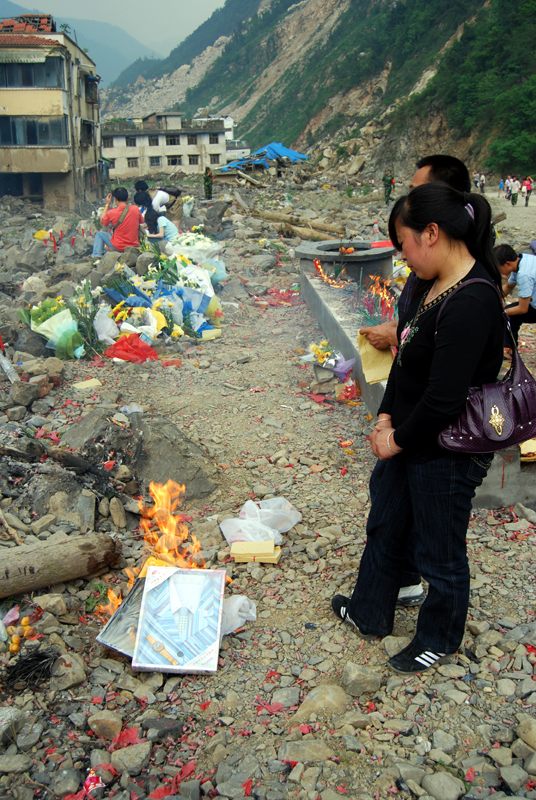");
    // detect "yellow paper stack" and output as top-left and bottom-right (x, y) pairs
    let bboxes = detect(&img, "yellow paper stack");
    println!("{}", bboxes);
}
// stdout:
(230, 540), (282, 564)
